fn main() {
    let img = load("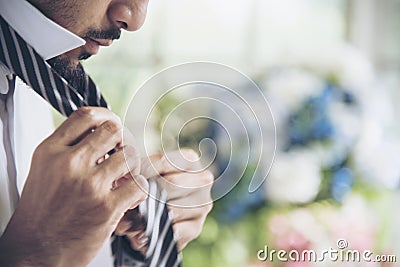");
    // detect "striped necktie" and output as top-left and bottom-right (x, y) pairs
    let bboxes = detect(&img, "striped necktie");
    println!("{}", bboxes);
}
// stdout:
(0, 15), (181, 267)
